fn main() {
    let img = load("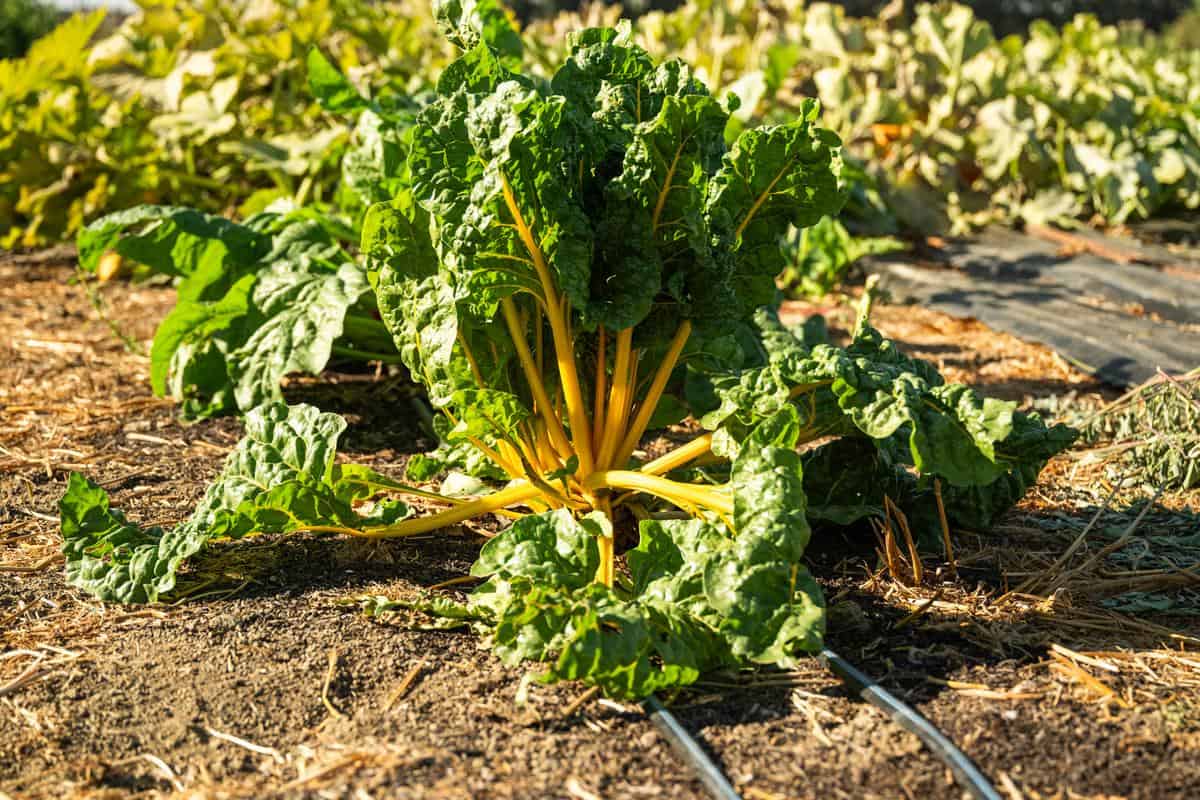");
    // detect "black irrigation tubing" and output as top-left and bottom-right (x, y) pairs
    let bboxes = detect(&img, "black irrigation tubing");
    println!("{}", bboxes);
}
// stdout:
(819, 648), (1004, 800)
(641, 694), (742, 800)
(642, 650), (1004, 800)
